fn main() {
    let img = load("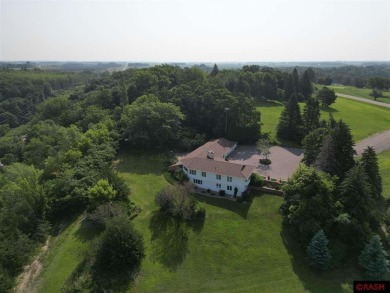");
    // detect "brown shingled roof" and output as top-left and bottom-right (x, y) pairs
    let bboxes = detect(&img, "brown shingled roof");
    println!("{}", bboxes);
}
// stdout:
(178, 138), (254, 179)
